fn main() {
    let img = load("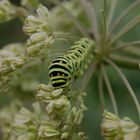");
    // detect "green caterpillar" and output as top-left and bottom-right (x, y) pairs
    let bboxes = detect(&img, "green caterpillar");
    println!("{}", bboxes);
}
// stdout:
(49, 38), (94, 88)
